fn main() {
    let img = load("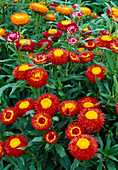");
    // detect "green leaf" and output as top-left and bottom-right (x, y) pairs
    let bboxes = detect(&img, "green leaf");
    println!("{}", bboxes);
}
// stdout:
(108, 155), (118, 162)
(55, 144), (66, 157)
(59, 155), (71, 170)
(95, 136), (104, 149)
(106, 160), (116, 170)
(97, 162), (103, 170)
(108, 145), (118, 155)
(29, 165), (36, 170)
(70, 159), (80, 170)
